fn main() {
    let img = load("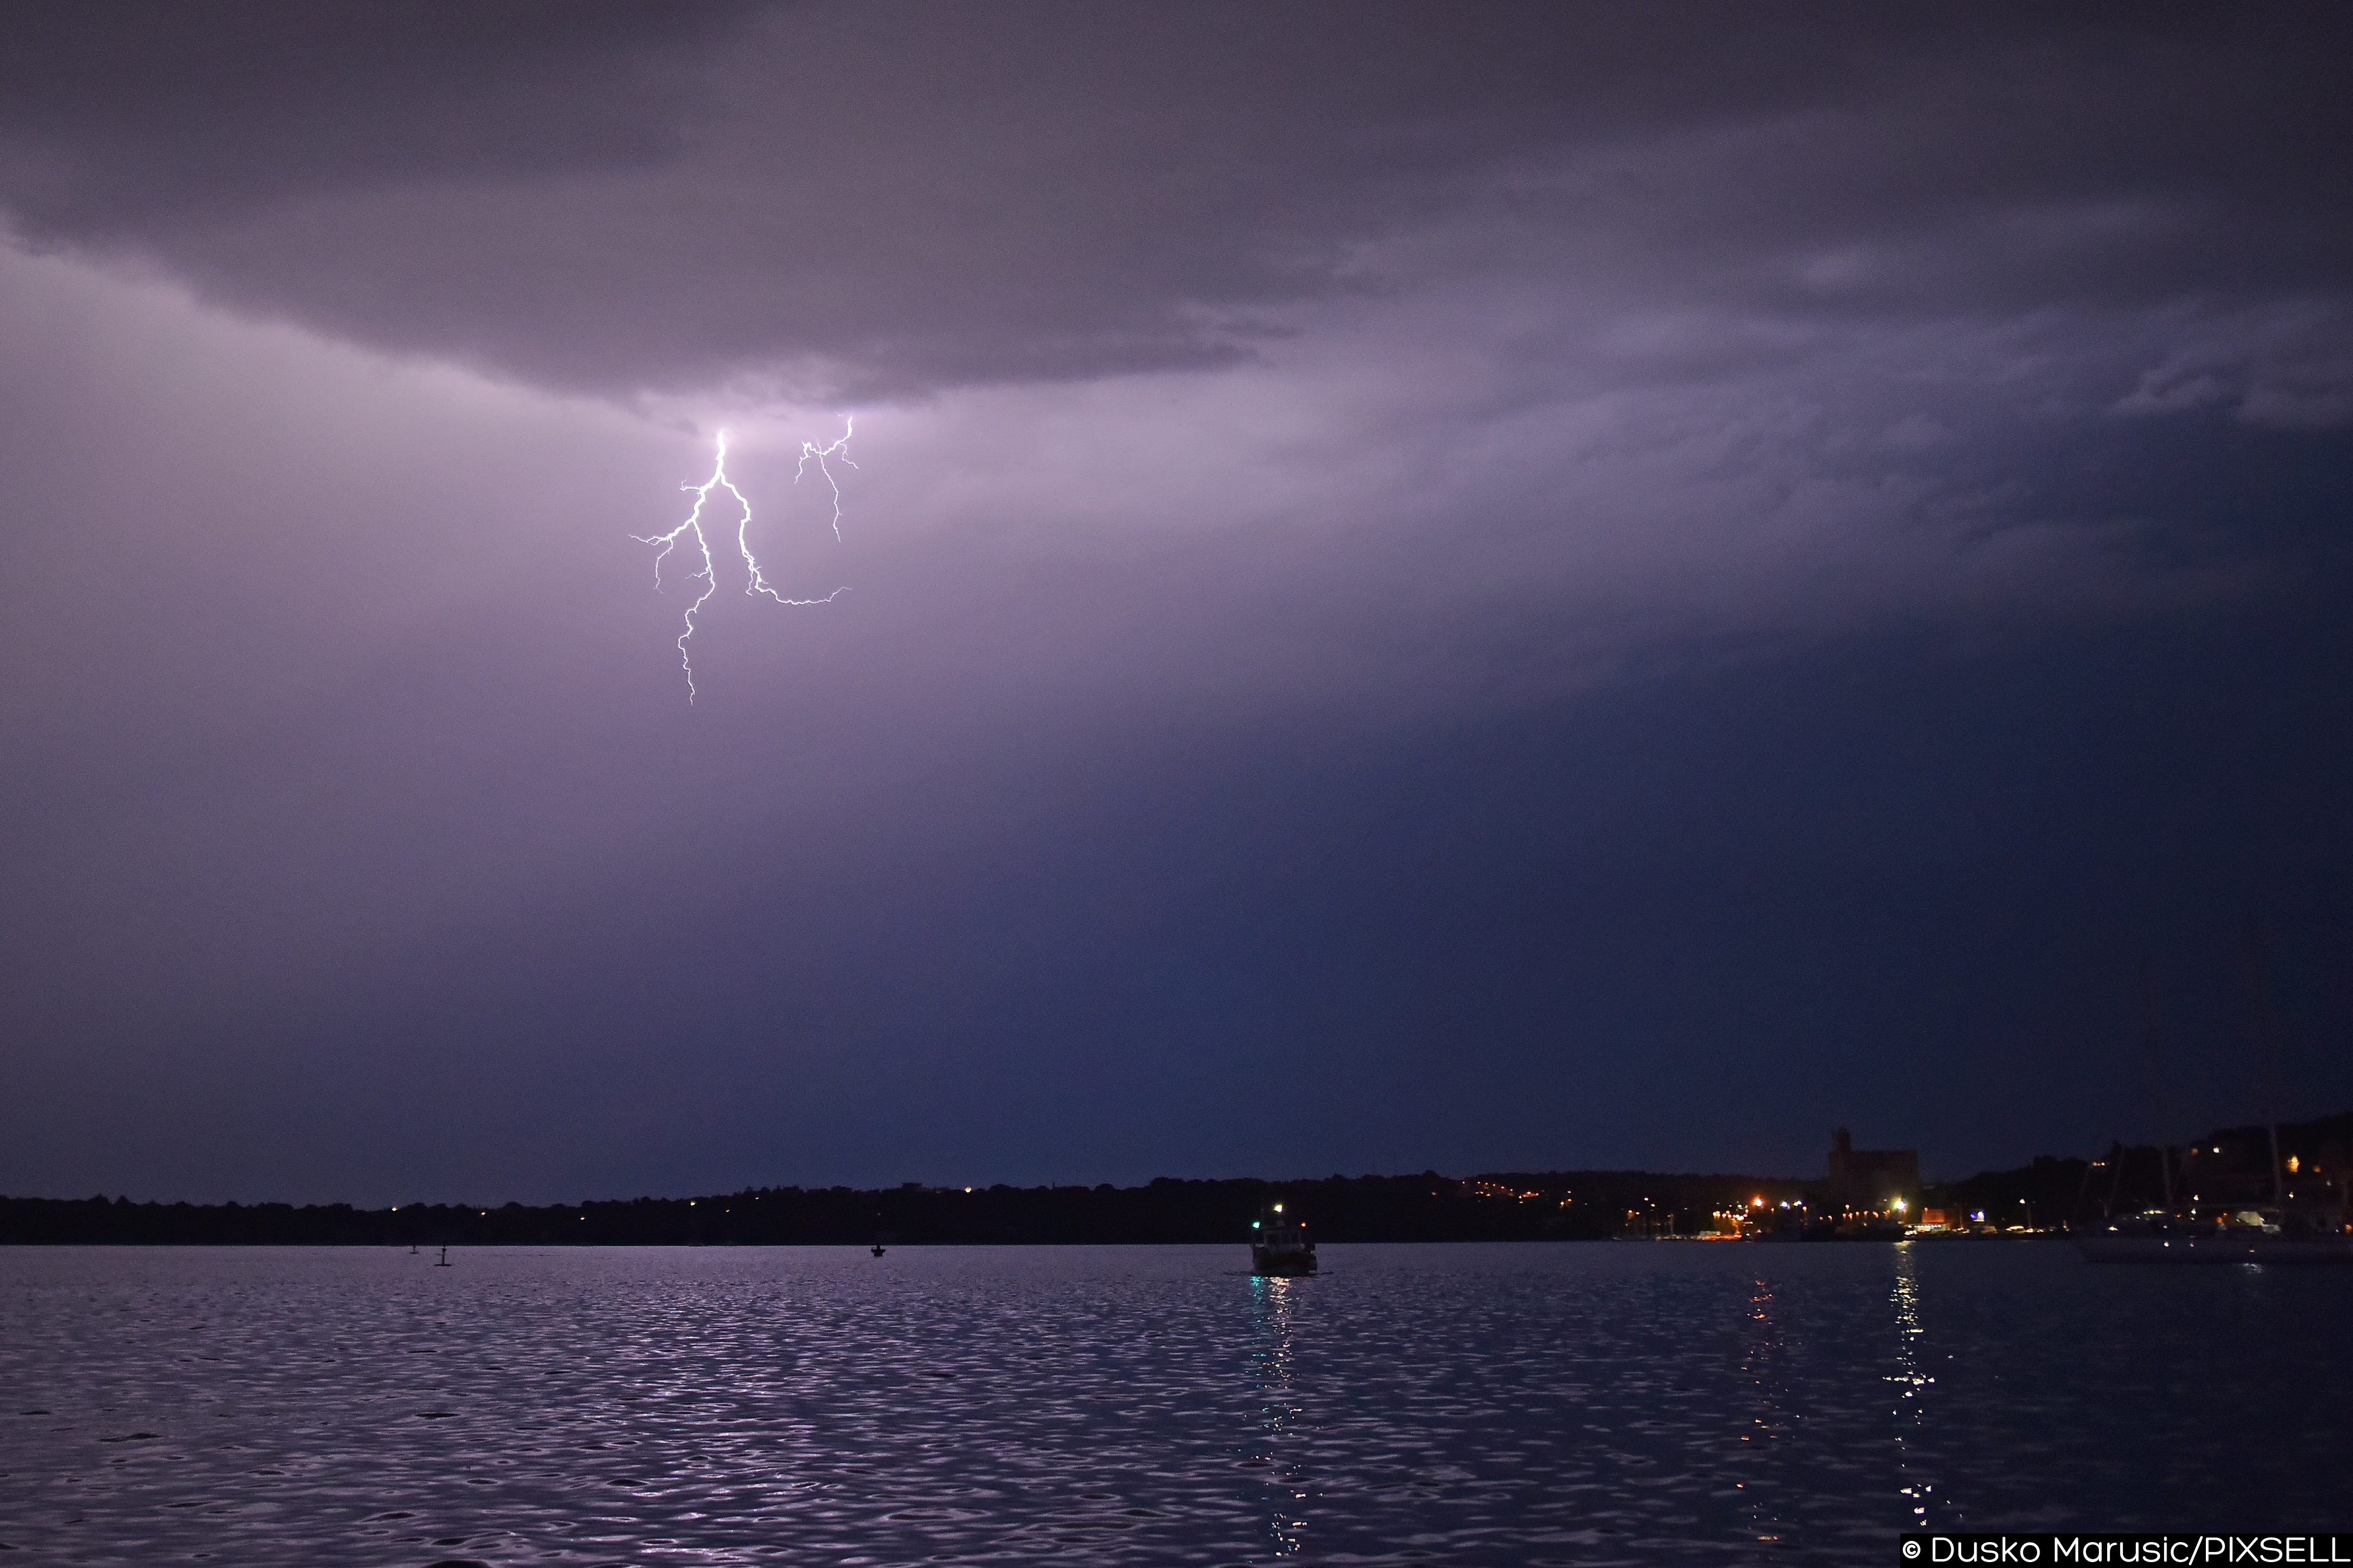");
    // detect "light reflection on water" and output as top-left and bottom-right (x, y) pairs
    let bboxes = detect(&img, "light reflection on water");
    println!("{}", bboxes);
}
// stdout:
(1737, 1266), (1789, 1550)
(1, 1242), (2347, 1565)
(1247, 1275), (1304, 1557)
(1889, 1240), (1937, 1532)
